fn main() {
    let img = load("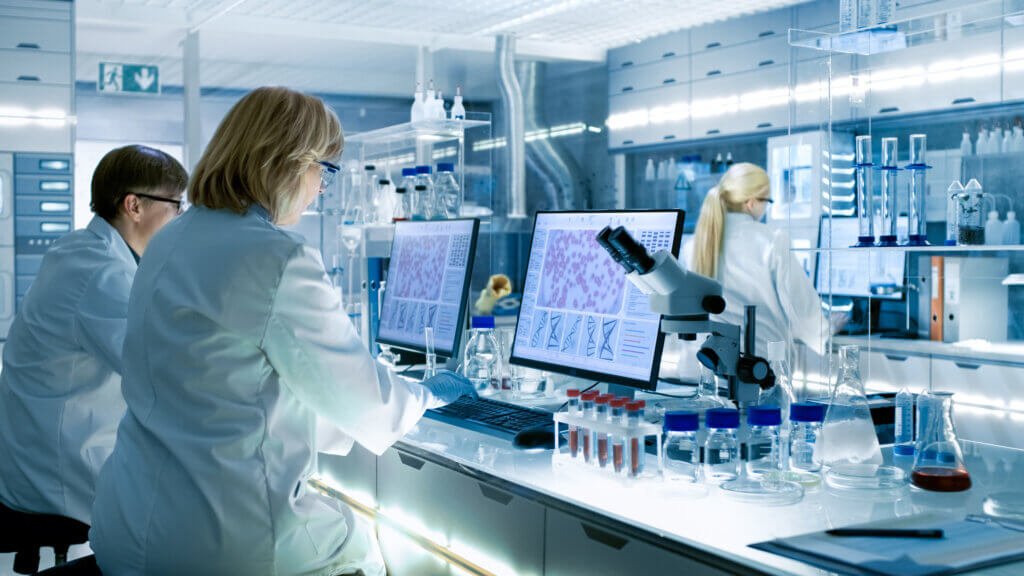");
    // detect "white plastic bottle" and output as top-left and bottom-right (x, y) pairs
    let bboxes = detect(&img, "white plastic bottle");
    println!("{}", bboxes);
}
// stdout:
(433, 90), (446, 120)
(1003, 128), (1012, 154)
(985, 210), (1003, 246)
(644, 158), (656, 181)
(410, 83), (426, 123)
(450, 86), (466, 120)
(1004, 211), (1020, 245)
(960, 130), (973, 157)
(1013, 126), (1024, 152)
(894, 387), (914, 457)
(946, 180), (964, 246)
(988, 128), (1001, 154)
(978, 128), (989, 155)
